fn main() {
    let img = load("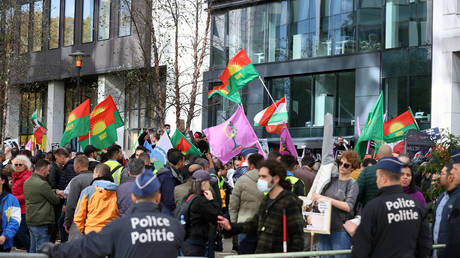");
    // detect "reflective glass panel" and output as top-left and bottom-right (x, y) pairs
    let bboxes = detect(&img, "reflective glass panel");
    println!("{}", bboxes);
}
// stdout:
(211, 14), (226, 67)
(247, 5), (267, 64)
(268, 1), (288, 62)
(228, 8), (248, 58)
(20, 4), (29, 54)
(119, 0), (131, 37)
(33, 1), (43, 51)
(98, 0), (111, 40)
(64, 0), (75, 46)
(82, 0), (94, 43)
